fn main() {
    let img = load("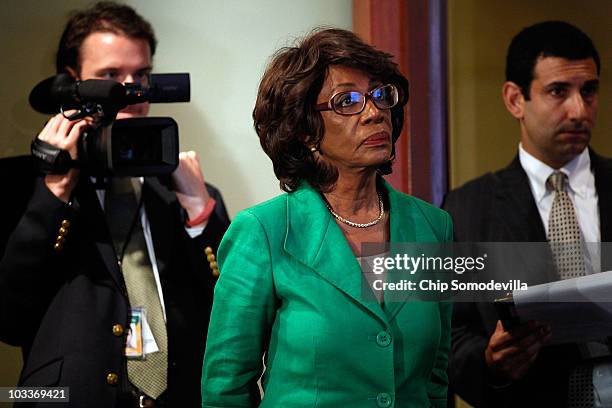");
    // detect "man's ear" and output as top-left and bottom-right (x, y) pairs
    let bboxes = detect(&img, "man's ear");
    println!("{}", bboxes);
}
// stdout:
(502, 81), (525, 120)
(64, 66), (80, 81)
